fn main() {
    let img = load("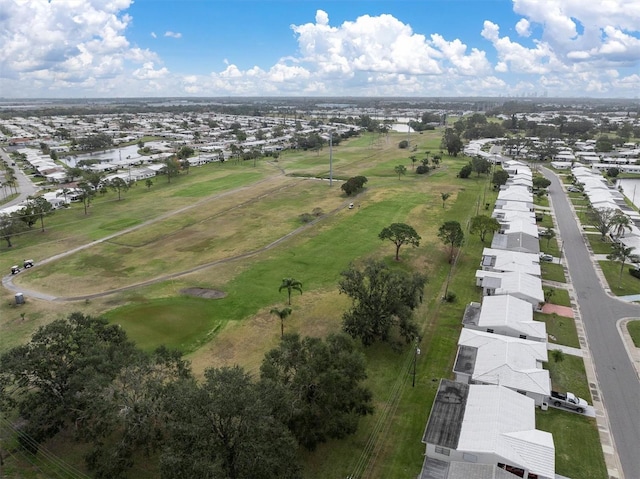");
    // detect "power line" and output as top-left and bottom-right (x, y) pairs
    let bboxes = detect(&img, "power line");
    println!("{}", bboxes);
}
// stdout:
(0, 416), (91, 479)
